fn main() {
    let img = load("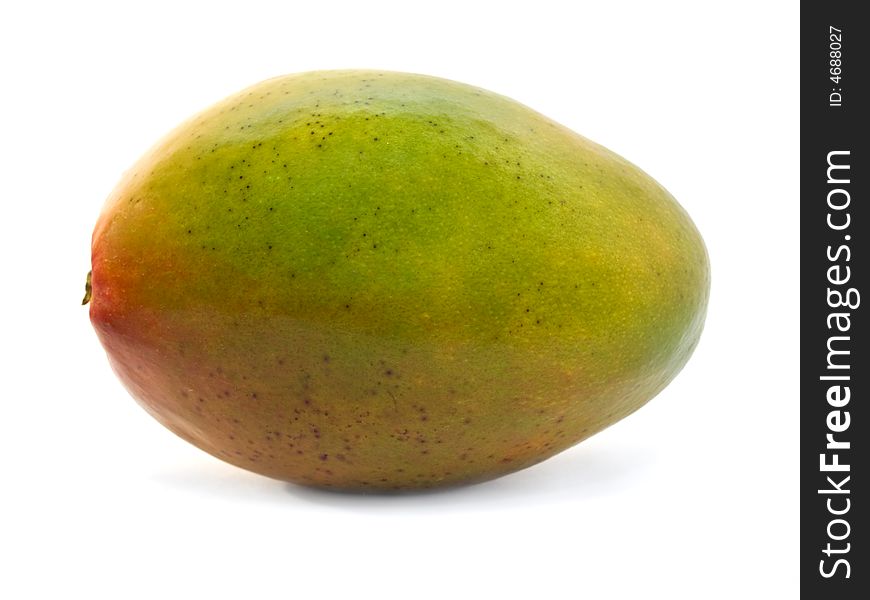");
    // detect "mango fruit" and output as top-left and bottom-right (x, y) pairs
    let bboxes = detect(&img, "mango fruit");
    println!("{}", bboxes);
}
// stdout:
(87, 70), (709, 491)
